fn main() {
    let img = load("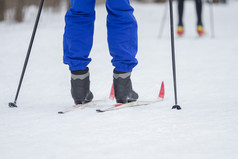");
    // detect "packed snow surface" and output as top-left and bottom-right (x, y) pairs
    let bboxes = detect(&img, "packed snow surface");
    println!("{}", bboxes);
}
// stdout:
(0, 1), (238, 159)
